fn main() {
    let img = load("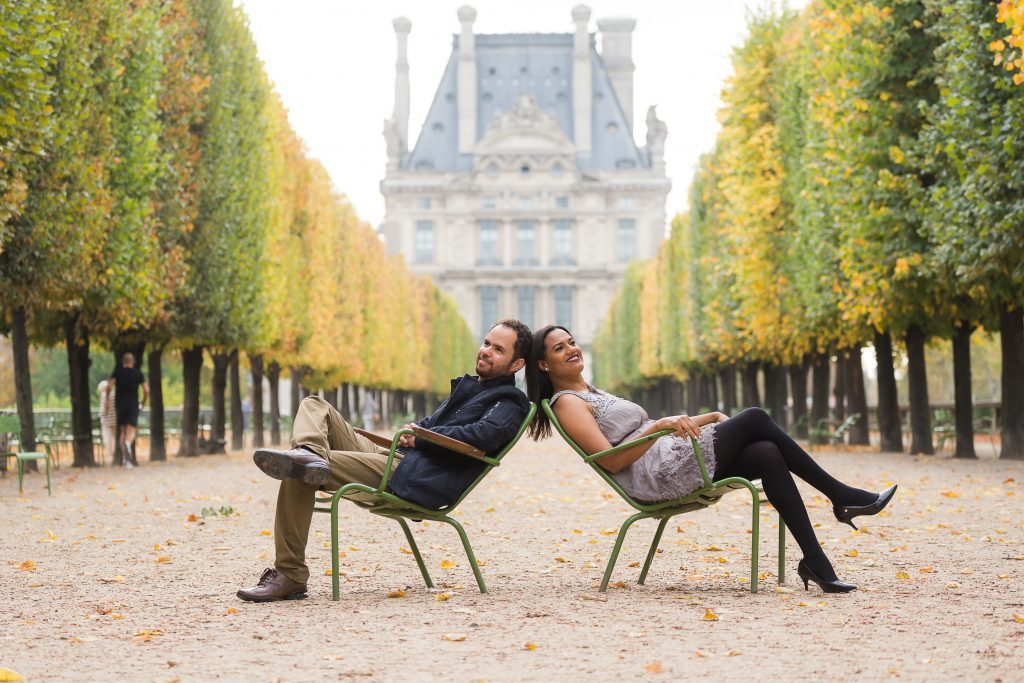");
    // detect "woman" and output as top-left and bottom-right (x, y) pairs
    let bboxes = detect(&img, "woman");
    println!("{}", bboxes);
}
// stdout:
(525, 325), (897, 594)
